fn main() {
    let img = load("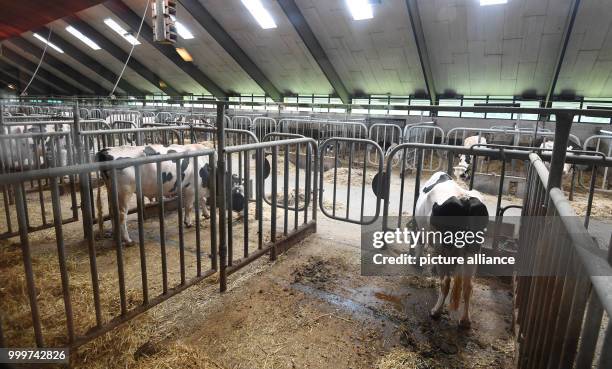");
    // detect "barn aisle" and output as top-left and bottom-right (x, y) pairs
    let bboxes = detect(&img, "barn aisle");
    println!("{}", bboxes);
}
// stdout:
(48, 215), (514, 369)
